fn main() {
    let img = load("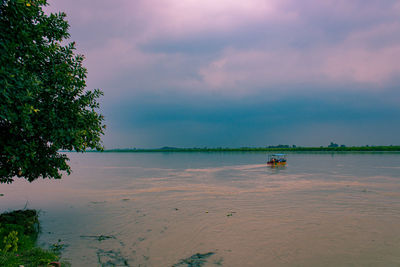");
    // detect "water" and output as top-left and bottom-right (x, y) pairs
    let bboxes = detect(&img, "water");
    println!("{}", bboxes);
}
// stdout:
(1, 152), (400, 266)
